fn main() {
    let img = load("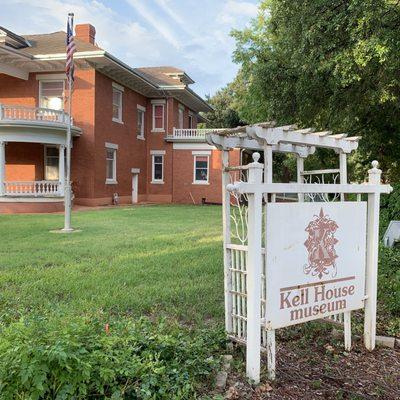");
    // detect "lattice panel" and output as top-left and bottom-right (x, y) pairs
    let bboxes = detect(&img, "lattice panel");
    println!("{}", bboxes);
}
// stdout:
(229, 247), (247, 339)
(228, 246), (267, 348)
